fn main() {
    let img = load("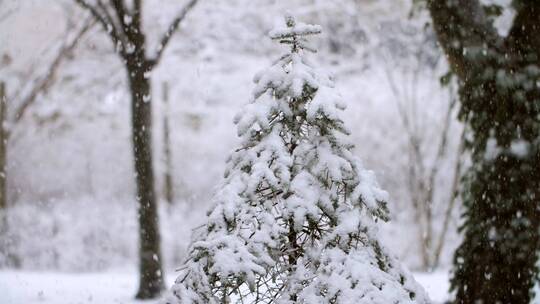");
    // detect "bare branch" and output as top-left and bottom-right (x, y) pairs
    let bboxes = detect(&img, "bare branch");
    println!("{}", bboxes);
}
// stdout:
(149, 0), (199, 67)
(432, 128), (466, 268)
(0, 6), (16, 24)
(132, 0), (142, 29)
(74, 0), (126, 56)
(111, 0), (145, 53)
(424, 85), (459, 212)
(111, 0), (129, 33)
(96, 0), (120, 33)
(12, 18), (96, 127)
(74, 0), (109, 30)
